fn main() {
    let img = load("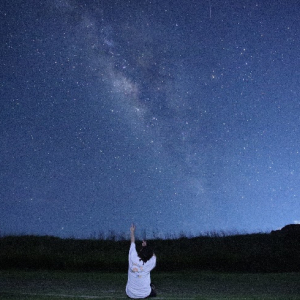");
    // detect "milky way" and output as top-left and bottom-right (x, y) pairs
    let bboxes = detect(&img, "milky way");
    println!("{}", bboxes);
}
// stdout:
(1, 0), (300, 238)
